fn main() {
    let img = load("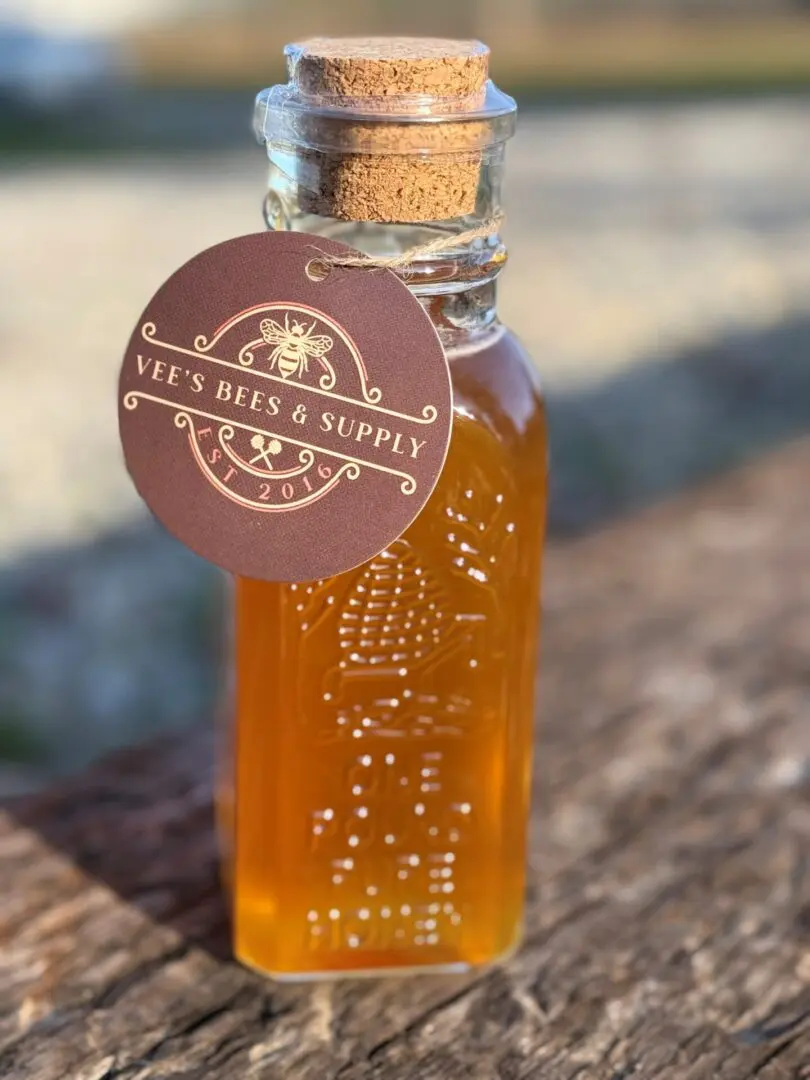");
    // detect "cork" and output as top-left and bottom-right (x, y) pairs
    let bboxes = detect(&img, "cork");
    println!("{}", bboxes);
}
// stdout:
(287, 37), (491, 223)
(290, 37), (489, 105)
